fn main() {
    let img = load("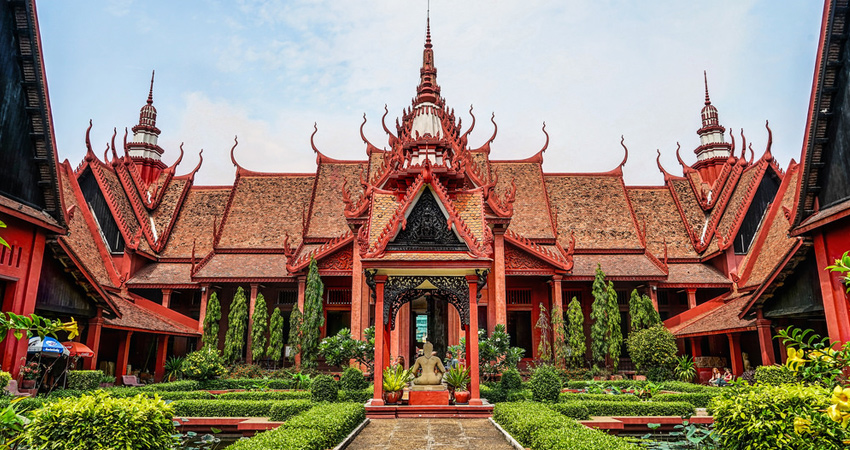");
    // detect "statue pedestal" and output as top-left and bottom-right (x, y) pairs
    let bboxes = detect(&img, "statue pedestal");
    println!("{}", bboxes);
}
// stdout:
(408, 385), (450, 405)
